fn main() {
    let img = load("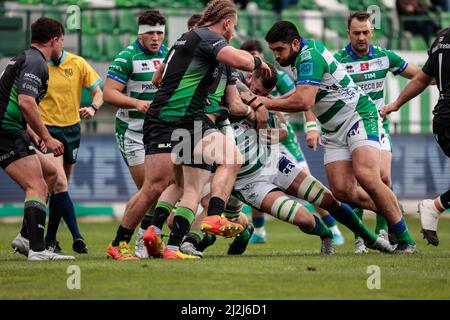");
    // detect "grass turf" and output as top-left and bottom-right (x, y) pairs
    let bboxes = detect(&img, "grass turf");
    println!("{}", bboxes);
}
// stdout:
(1, 217), (449, 299)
